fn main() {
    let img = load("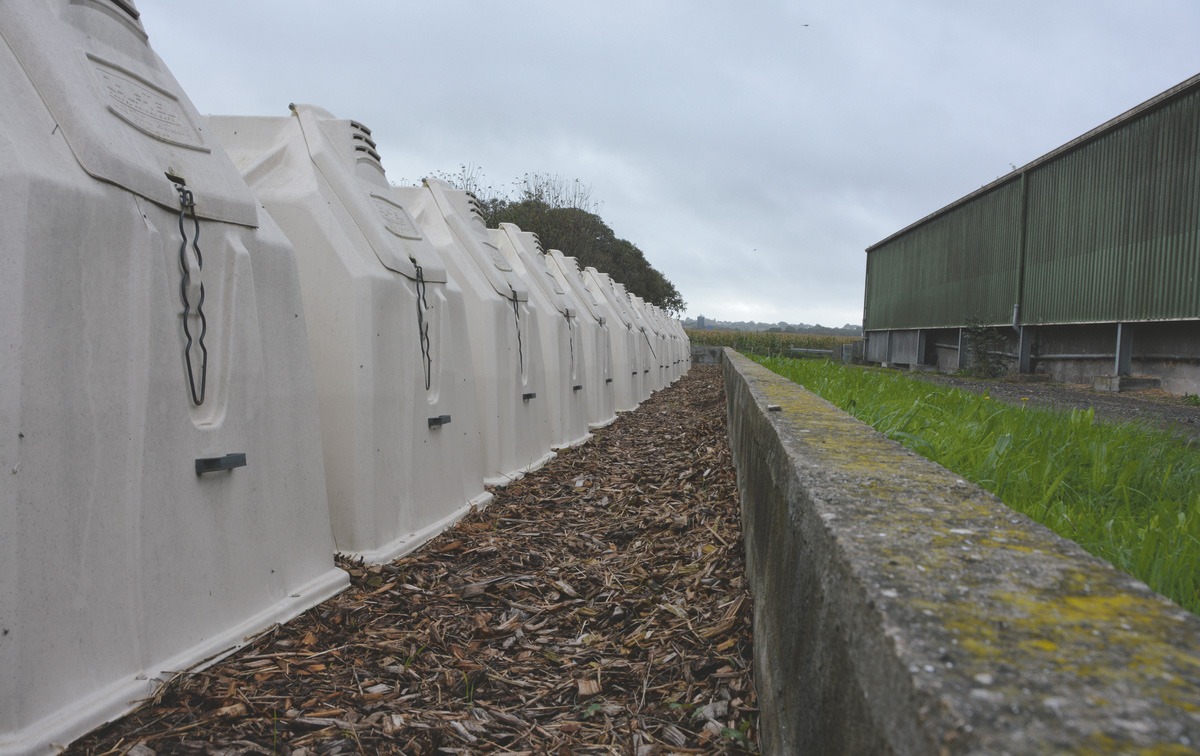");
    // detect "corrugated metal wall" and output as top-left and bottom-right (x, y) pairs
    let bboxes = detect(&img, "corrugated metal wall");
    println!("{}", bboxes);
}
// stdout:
(1023, 91), (1200, 324)
(888, 329), (922, 364)
(865, 75), (1200, 331)
(865, 333), (889, 363)
(864, 180), (1022, 330)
